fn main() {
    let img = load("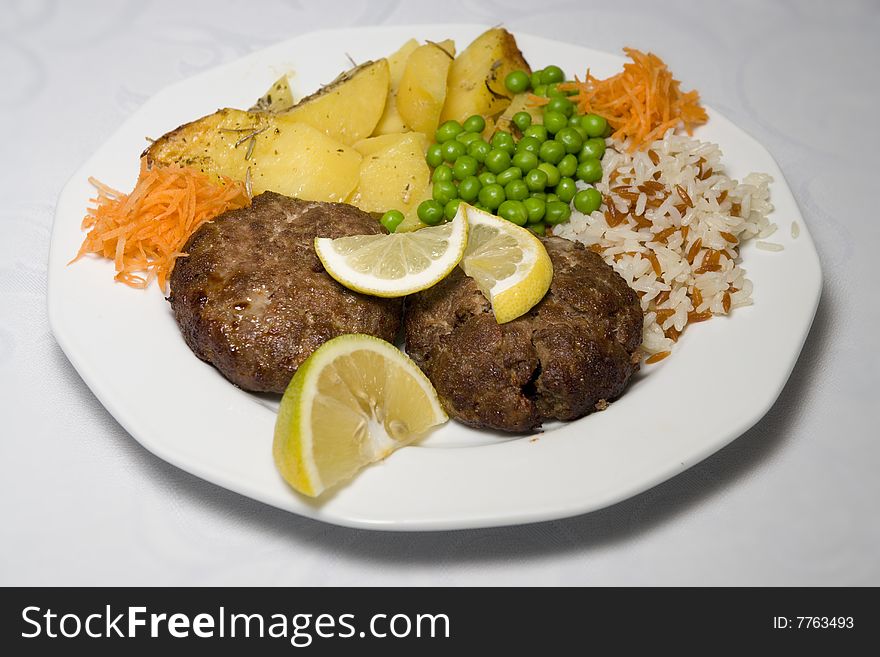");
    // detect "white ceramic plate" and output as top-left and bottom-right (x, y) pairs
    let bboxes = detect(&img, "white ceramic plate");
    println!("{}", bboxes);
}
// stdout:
(48, 25), (822, 531)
